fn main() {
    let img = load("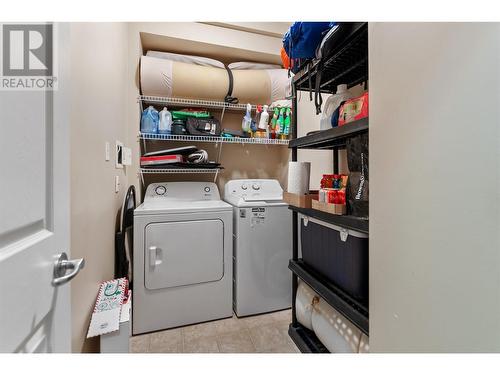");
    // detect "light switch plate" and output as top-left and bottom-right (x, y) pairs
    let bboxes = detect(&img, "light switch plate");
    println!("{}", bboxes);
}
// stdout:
(105, 142), (110, 161)
(122, 147), (132, 166)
